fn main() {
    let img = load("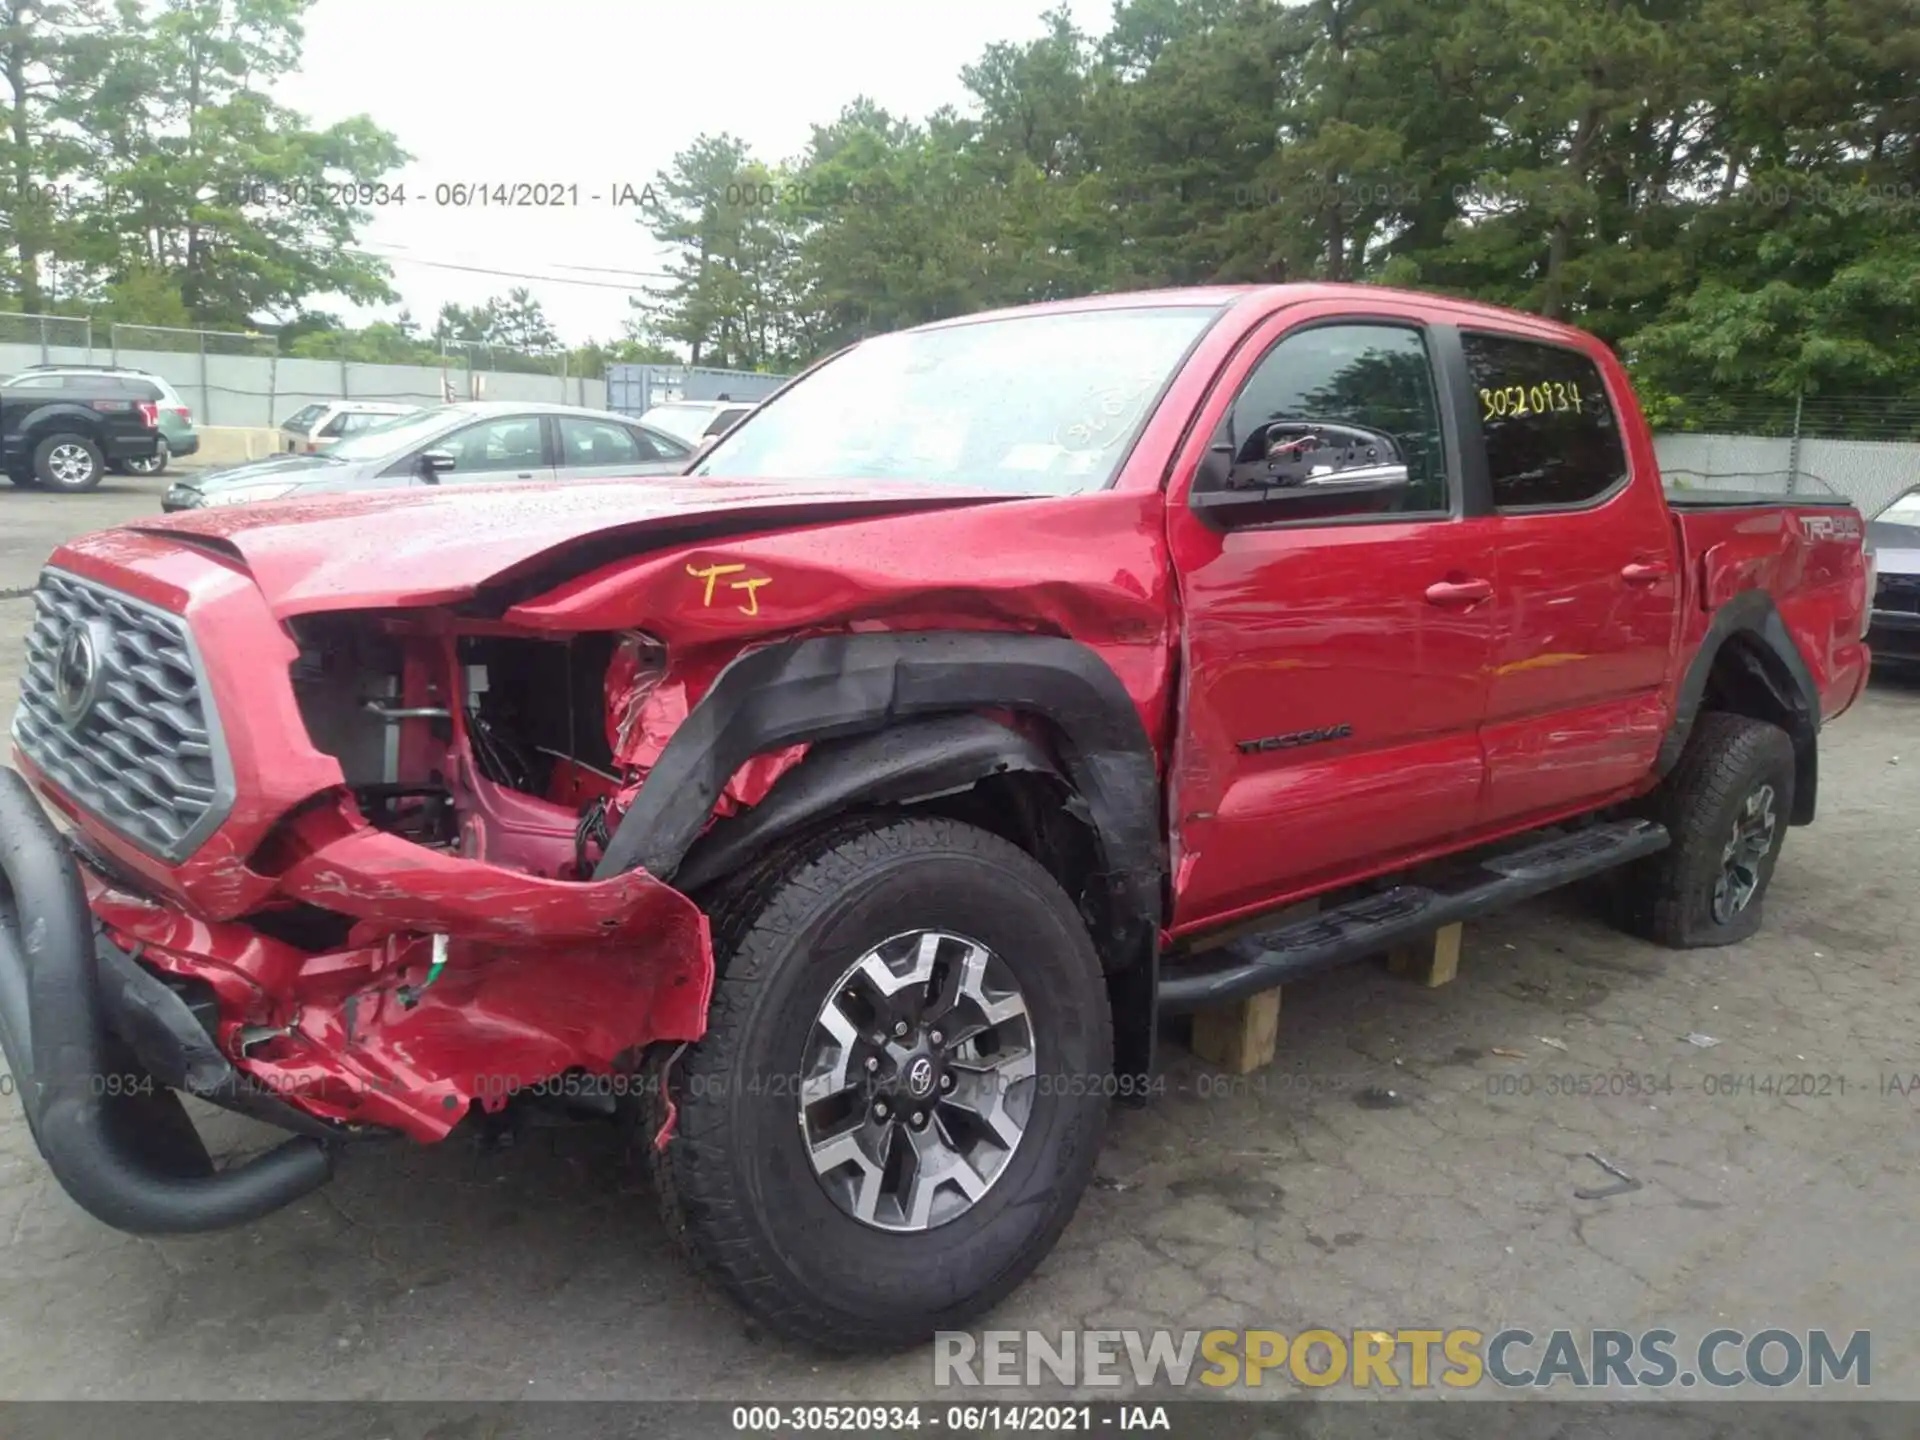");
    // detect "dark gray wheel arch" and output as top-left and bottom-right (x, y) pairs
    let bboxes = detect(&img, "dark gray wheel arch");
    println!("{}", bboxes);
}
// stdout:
(1659, 589), (1822, 824)
(592, 631), (1167, 964)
